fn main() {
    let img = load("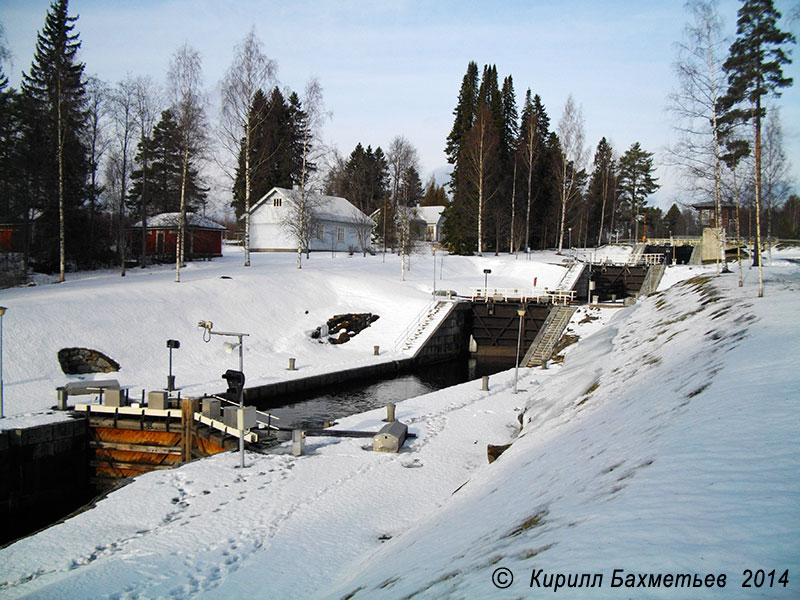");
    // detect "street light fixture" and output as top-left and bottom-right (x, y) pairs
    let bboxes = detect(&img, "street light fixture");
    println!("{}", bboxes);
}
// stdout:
(514, 307), (525, 394)
(166, 339), (180, 392)
(199, 320), (250, 467)
(0, 306), (6, 419)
